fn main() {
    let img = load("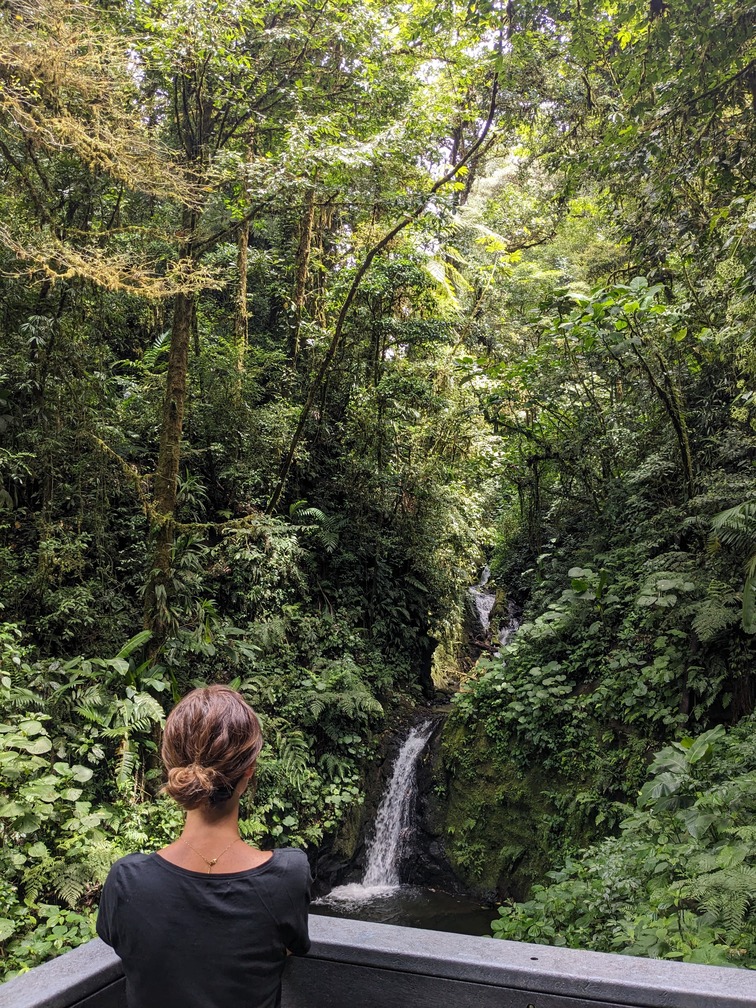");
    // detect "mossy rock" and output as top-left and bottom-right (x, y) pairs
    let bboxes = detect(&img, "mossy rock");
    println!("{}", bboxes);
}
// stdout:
(331, 798), (365, 860)
(431, 720), (565, 900)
